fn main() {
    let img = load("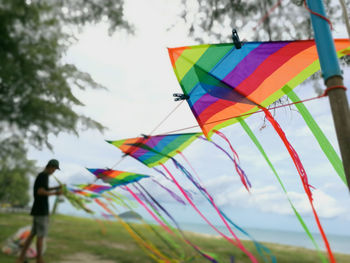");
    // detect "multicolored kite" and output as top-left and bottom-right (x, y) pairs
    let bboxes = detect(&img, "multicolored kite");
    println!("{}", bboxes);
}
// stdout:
(87, 169), (150, 187)
(75, 184), (114, 194)
(168, 39), (350, 263)
(168, 39), (350, 138)
(107, 133), (201, 167)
